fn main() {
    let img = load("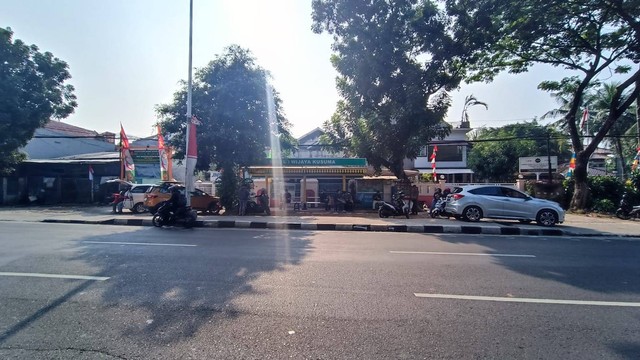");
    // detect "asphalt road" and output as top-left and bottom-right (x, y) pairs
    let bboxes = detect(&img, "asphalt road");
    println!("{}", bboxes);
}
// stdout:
(1, 222), (639, 359)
